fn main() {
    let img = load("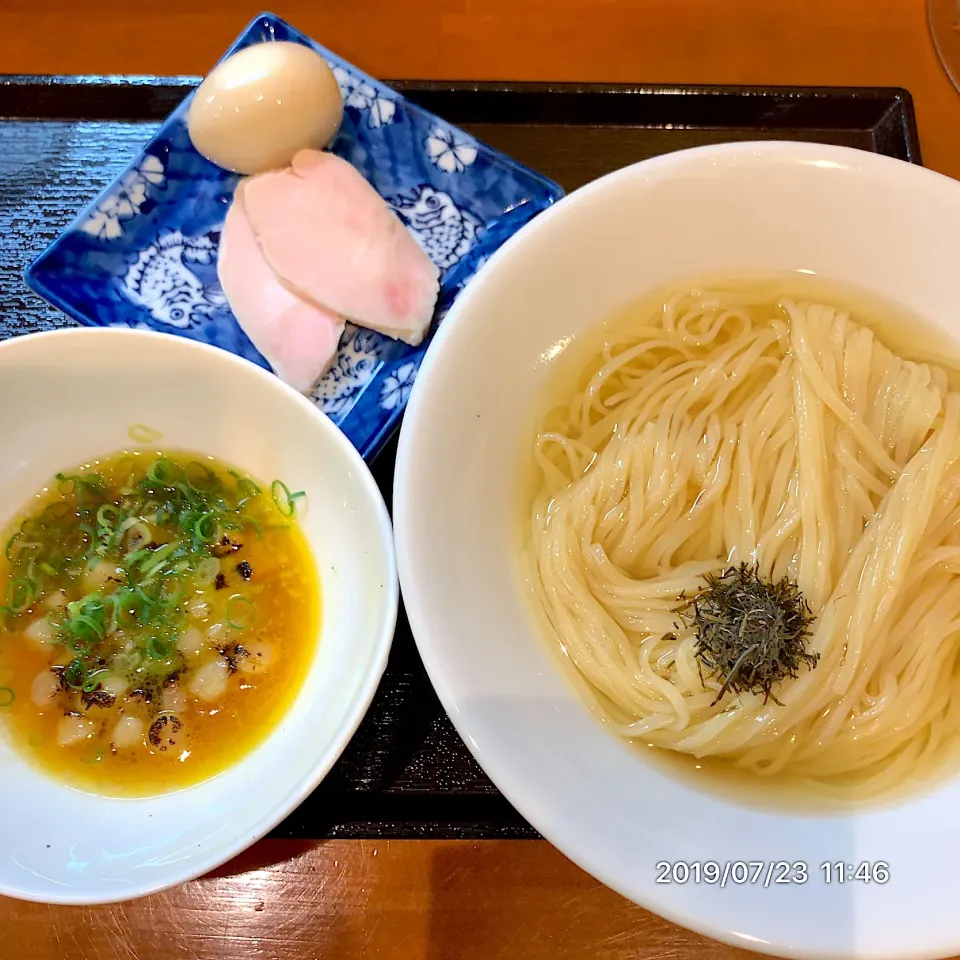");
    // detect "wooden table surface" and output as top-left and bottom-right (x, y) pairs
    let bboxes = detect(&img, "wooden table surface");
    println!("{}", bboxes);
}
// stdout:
(1, 1), (958, 957)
